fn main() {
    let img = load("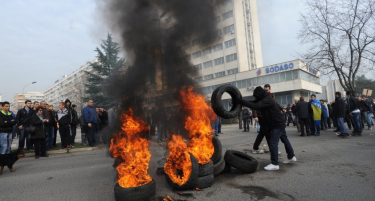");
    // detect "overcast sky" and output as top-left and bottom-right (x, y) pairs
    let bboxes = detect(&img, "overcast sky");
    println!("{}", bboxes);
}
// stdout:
(0, 0), (307, 102)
